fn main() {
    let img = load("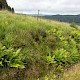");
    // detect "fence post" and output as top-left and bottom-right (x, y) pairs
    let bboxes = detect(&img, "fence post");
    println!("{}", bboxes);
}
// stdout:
(37, 10), (40, 21)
